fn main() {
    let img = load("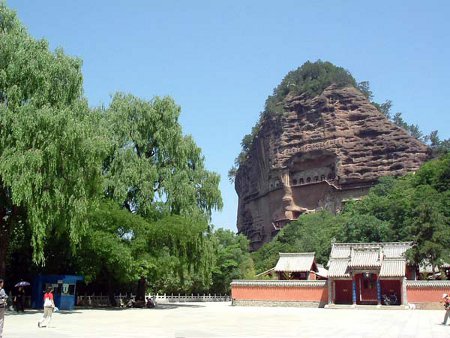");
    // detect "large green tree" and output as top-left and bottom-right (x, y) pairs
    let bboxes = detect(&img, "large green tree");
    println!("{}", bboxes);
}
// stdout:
(73, 201), (217, 295)
(0, 4), (106, 275)
(210, 229), (254, 294)
(252, 211), (343, 273)
(91, 93), (223, 293)
(103, 93), (222, 220)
